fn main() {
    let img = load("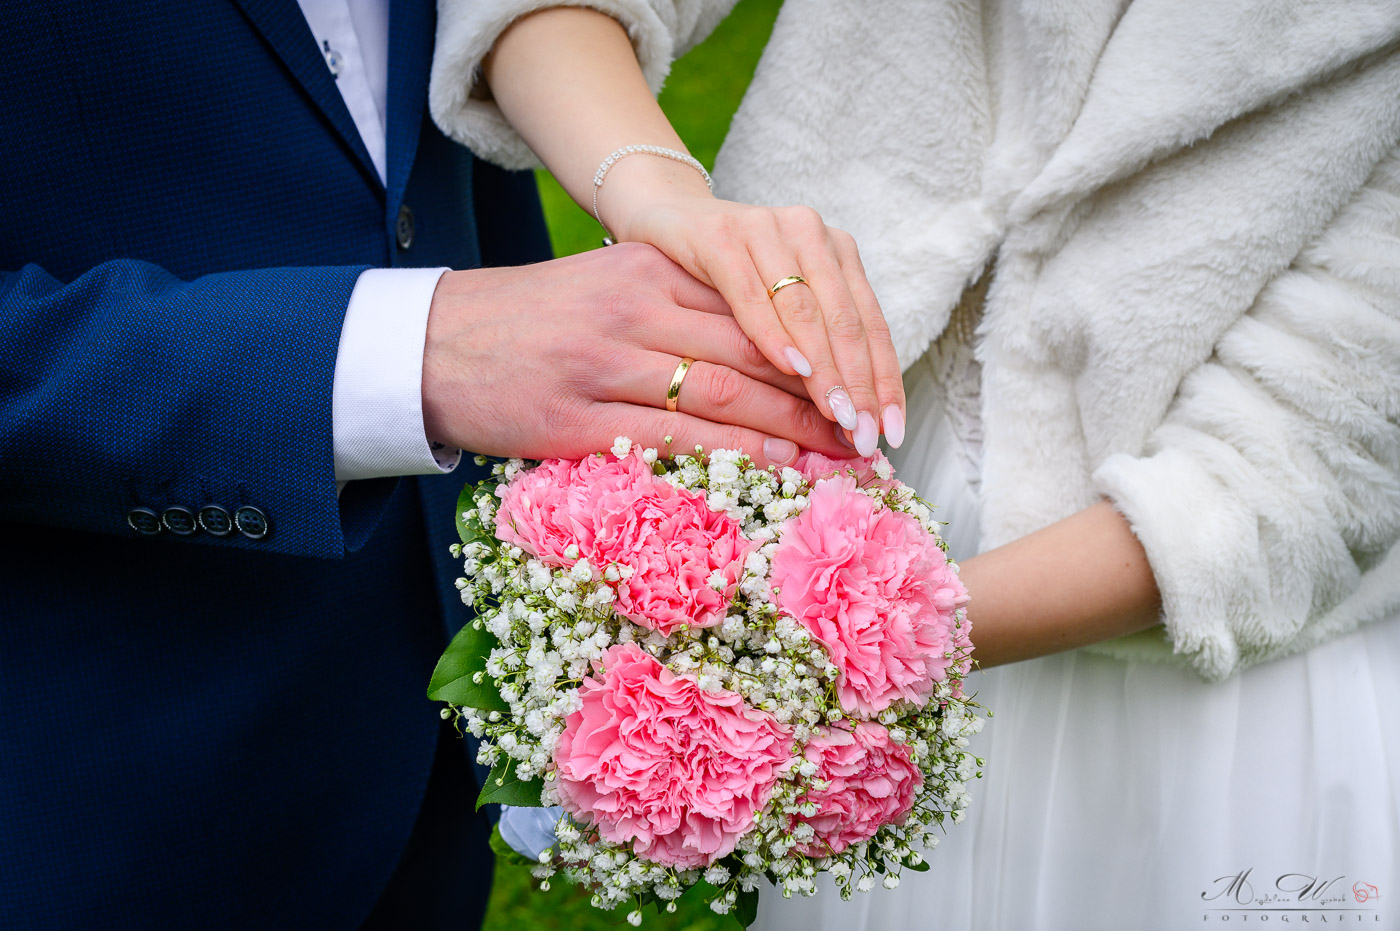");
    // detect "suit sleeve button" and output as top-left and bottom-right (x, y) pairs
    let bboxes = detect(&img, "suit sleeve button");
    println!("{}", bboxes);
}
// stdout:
(234, 505), (270, 540)
(198, 505), (233, 536)
(162, 505), (198, 535)
(126, 507), (162, 535)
